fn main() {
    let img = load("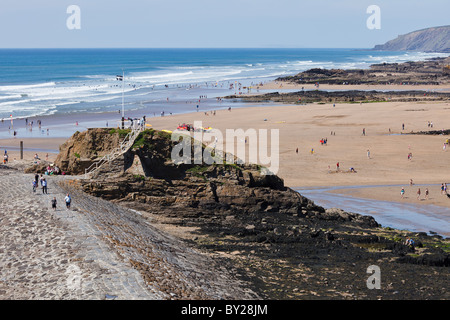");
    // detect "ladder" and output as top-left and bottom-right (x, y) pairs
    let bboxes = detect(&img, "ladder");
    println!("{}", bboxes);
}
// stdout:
(84, 121), (144, 179)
